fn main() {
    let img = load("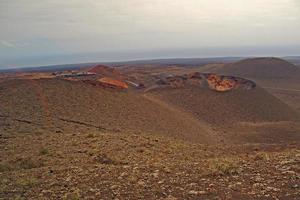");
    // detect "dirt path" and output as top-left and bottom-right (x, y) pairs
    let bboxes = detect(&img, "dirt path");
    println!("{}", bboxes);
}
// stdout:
(142, 93), (221, 144)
